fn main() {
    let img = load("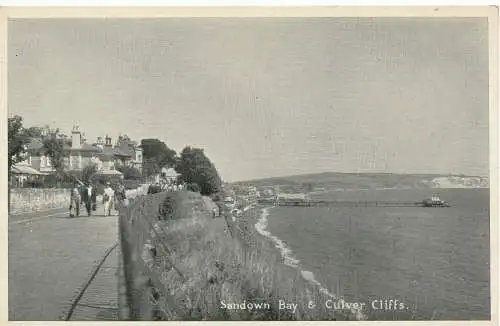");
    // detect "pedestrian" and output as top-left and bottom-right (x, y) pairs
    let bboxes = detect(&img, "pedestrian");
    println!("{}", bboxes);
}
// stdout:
(80, 182), (92, 216)
(115, 182), (127, 207)
(69, 182), (81, 217)
(90, 182), (97, 212)
(103, 182), (115, 217)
